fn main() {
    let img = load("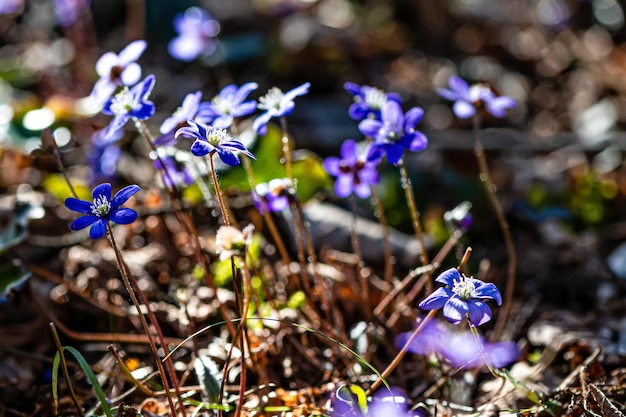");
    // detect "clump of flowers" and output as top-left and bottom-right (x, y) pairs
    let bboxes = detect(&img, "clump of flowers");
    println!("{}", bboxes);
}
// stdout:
(323, 139), (379, 199)
(344, 82), (401, 121)
(90, 40), (147, 104)
(64, 183), (139, 239)
(253, 83), (310, 135)
(101, 74), (156, 140)
(437, 75), (516, 119)
(418, 267), (502, 326)
(156, 90), (205, 146)
(198, 82), (258, 129)
(168, 7), (220, 62)
(358, 100), (428, 165)
(175, 120), (255, 166)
